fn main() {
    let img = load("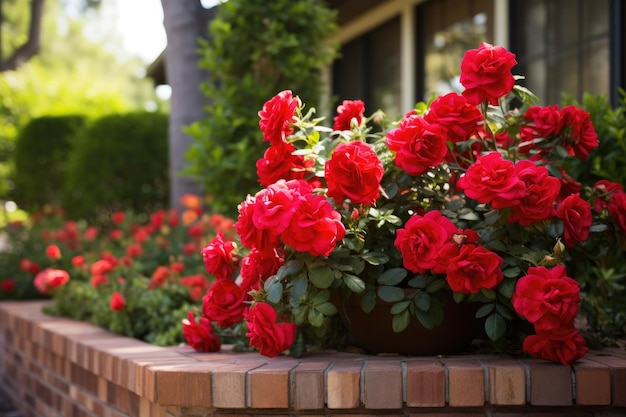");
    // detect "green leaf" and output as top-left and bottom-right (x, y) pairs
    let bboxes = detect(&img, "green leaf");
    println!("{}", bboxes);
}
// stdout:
(485, 314), (506, 341)
(452, 291), (465, 303)
(308, 266), (335, 289)
(498, 278), (517, 299)
(390, 300), (411, 315)
(502, 267), (522, 278)
(360, 251), (390, 265)
(361, 291), (377, 313)
(377, 268), (408, 286)
(343, 273), (366, 293)
(392, 310), (410, 332)
(314, 302), (338, 316)
(277, 260), (304, 280)
(265, 280), (283, 304)
(414, 308), (436, 329)
(308, 308), (324, 327)
(377, 286), (405, 302)
(414, 292), (431, 312)
(475, 303), (495, 318)
(425, 279), (446, 293)
(310, 290), (330, 305)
